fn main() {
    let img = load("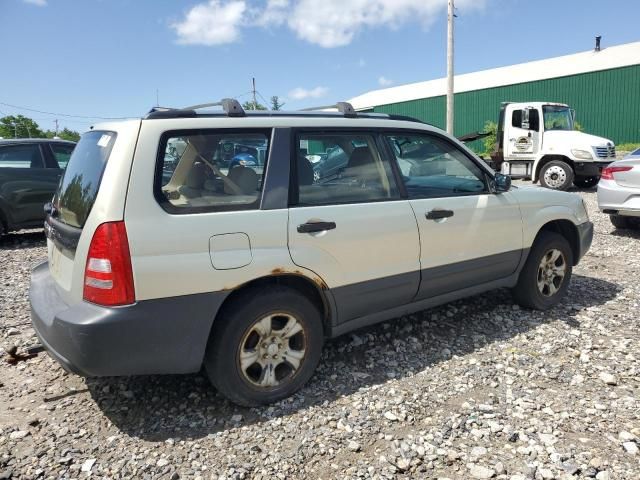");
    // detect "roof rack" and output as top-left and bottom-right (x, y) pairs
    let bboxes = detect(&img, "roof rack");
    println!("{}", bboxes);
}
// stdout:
(146, 98), (245, 119)
(299, 102), (358, 118)
(183, 98), (245, 117)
